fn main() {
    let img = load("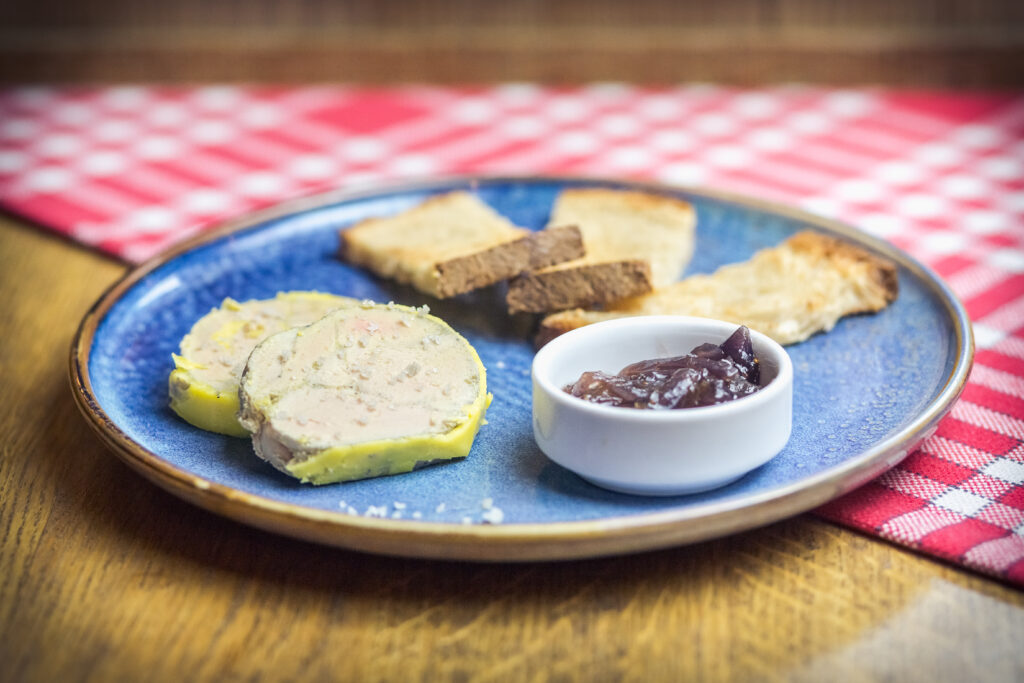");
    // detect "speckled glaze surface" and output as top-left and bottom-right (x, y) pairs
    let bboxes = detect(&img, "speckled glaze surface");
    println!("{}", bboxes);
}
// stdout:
(71, 176), (972, 561)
